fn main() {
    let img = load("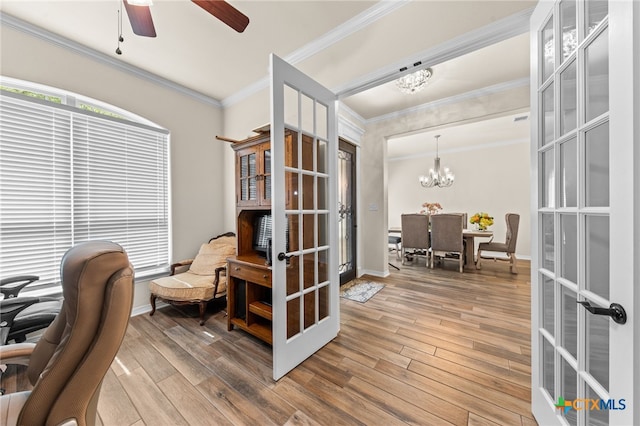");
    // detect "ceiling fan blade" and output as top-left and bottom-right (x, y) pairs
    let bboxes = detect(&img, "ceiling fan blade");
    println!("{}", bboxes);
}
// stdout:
(123, 1), (157, 37)
(192, 0), (250, 33)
